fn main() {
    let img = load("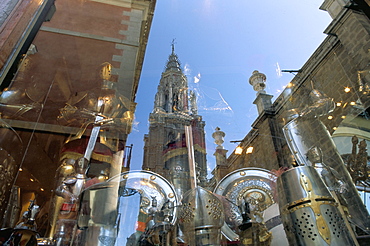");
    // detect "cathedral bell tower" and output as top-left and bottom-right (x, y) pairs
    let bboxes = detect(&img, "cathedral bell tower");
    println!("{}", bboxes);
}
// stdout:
(143, 43), (207, 199)
(153, 43), (189, 114)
